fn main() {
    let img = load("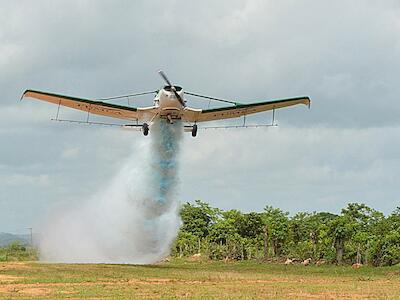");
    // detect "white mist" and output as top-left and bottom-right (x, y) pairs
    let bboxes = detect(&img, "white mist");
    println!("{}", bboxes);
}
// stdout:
(39, 120), (183, 264)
